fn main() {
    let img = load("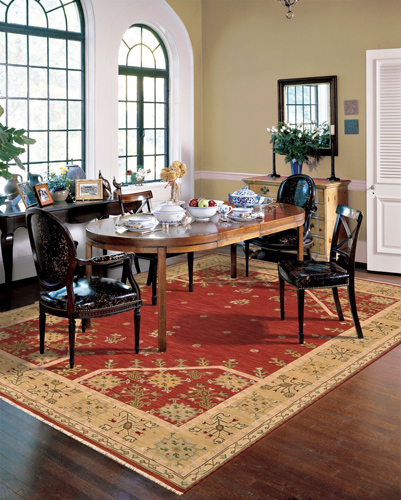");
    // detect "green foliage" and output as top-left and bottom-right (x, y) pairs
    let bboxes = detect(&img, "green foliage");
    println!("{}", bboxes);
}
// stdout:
(46, 167), (72, 192)
(267, 121), (330, 166)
